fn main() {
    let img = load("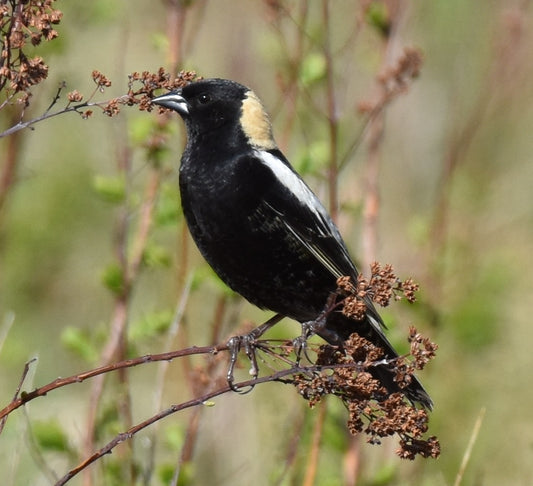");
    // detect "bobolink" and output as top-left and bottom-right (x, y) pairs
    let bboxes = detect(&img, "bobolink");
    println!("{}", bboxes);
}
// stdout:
(152, 78), (432, 409)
